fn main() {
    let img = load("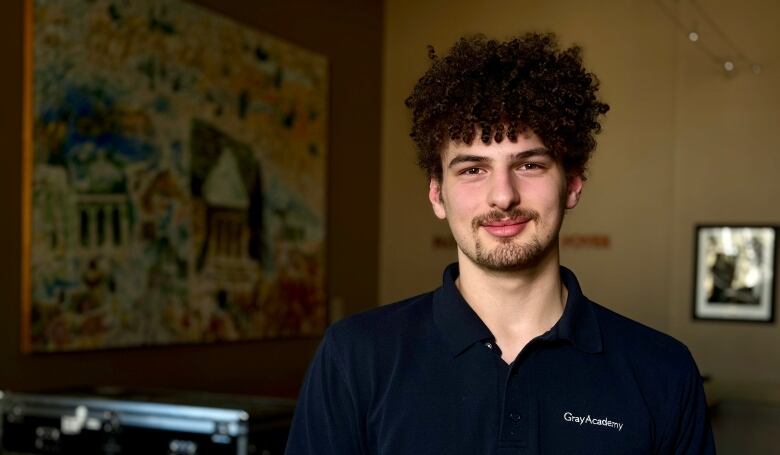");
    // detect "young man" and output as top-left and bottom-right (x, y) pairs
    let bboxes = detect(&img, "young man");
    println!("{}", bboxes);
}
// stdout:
(286, 33), (715, 454)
